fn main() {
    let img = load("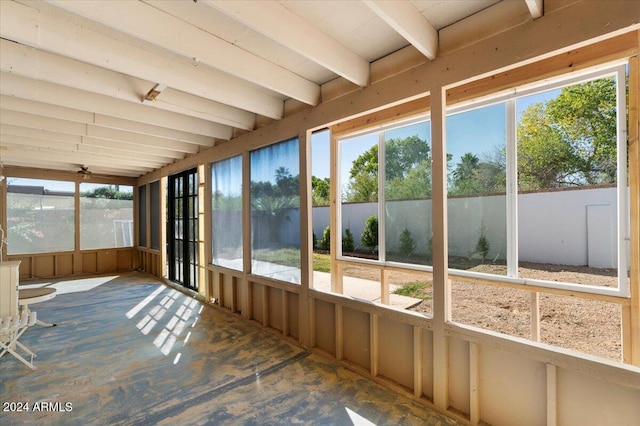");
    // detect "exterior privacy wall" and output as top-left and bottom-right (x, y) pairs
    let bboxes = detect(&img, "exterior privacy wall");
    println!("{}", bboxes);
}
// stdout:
(313, 186), (620, 268)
